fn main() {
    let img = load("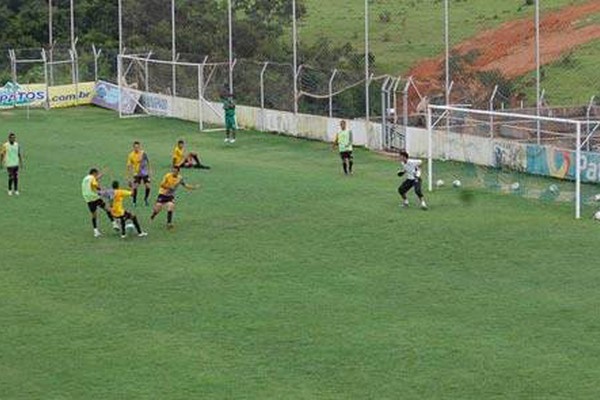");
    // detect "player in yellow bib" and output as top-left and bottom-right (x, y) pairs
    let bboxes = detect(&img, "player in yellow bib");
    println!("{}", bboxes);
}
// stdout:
(333, 120), (354, 175)
(81, 168), (119, 237)
(126, 141), (151, 206)
(1, 132), (23, 195)
(150, 166), (198, 229)
(172, 139), (210, 169)
(110, 181), (148, 239)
